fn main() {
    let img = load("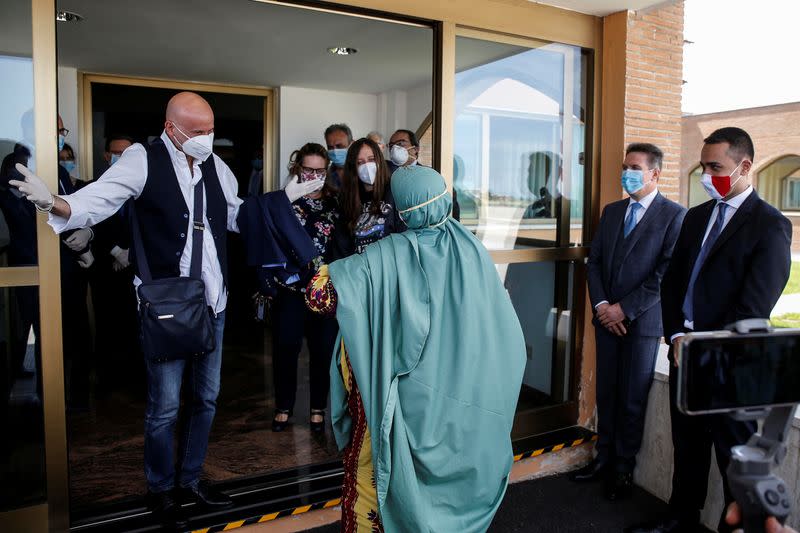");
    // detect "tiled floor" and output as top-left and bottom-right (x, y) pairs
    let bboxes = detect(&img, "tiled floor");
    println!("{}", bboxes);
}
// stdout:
(67, 318), (341, 510)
